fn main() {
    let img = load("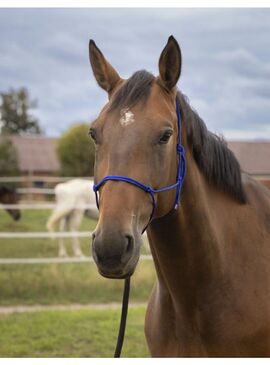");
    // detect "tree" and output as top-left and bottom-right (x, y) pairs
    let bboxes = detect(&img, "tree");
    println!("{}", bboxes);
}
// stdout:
(0, 88), (41, 135)
(57, 123), (95, 177)
(0, 136), (20, 178)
